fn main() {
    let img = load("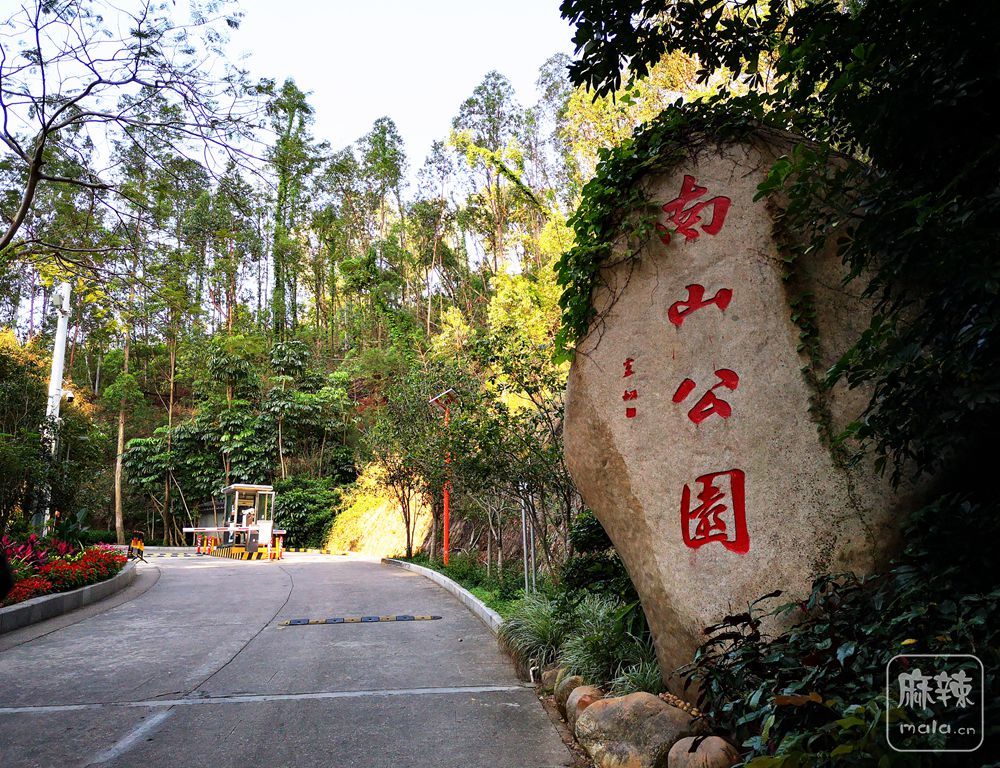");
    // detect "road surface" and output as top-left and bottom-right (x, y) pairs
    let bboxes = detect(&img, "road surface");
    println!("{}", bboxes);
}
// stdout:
(0, 553), (572, 768)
